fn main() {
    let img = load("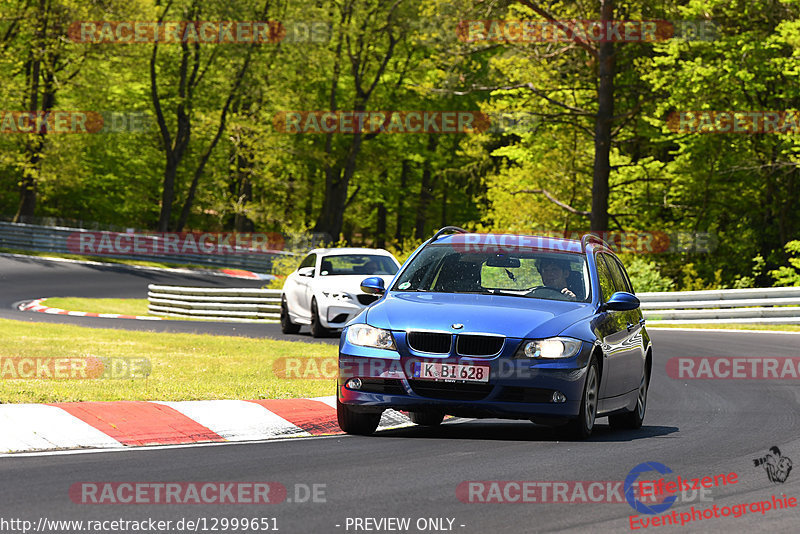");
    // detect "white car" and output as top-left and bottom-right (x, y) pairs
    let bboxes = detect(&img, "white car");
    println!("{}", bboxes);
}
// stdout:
(280, 248), (401, 337)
